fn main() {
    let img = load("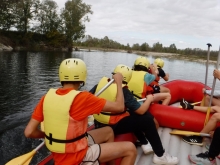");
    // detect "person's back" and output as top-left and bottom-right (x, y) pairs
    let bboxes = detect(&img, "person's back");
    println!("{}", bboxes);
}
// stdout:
(24, 58), (137, 165)
(128, 56), (157, 98)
